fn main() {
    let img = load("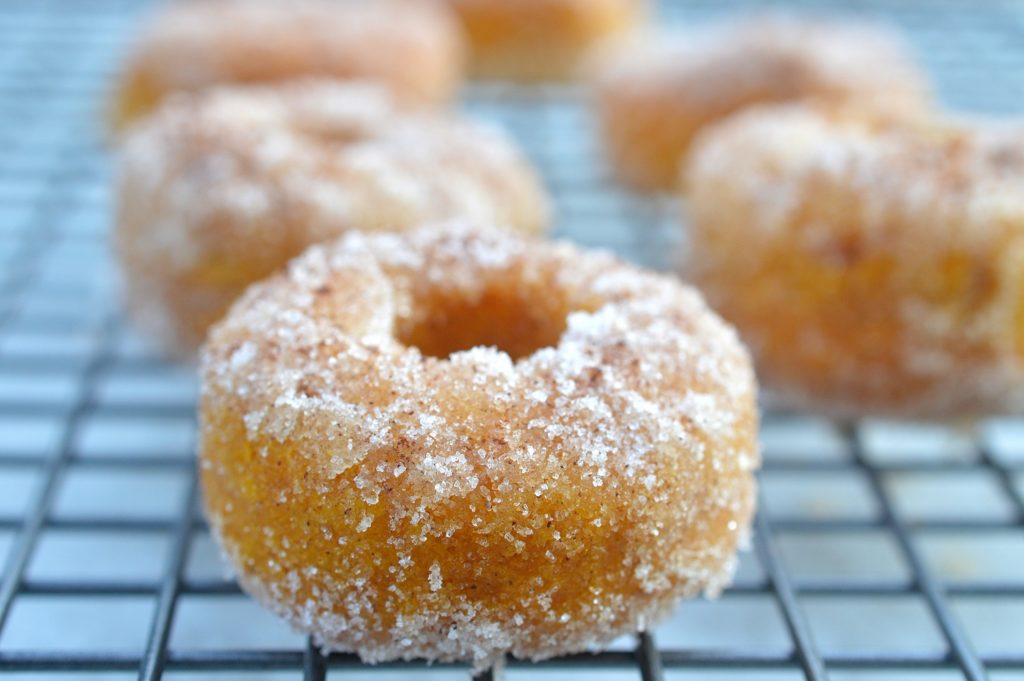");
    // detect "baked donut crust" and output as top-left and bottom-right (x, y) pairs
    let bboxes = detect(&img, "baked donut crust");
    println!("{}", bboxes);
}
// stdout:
(445, 0), (644, 81)
(111, 0), (463, 133)
(115, 81), (549, 354)
(684, 103), (1024, 419)
(199, 224), (759, 669)
(594, 16), (929, 191)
